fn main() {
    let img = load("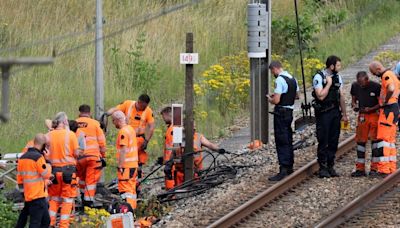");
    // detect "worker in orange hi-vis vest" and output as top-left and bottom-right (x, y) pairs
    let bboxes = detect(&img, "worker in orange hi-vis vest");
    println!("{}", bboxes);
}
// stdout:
(159, 106), (225, 189)
(111, 111), (139, 210)
(106, 94), (155, 179)
(369, 61), (400, 177)
(46, 112), (80, 228)
(350, 71), (381, 177)
(75, 104), (106, 207)
(15, 133), (52, 228)
(21, 119), (53, 154)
